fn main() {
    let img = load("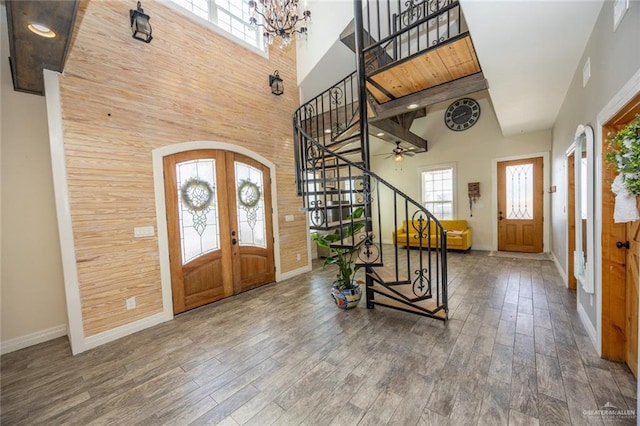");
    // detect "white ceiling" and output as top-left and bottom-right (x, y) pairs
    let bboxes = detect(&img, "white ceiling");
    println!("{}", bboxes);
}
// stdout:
(299, 0), (605, 137)
(460, 0), (604, 136)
